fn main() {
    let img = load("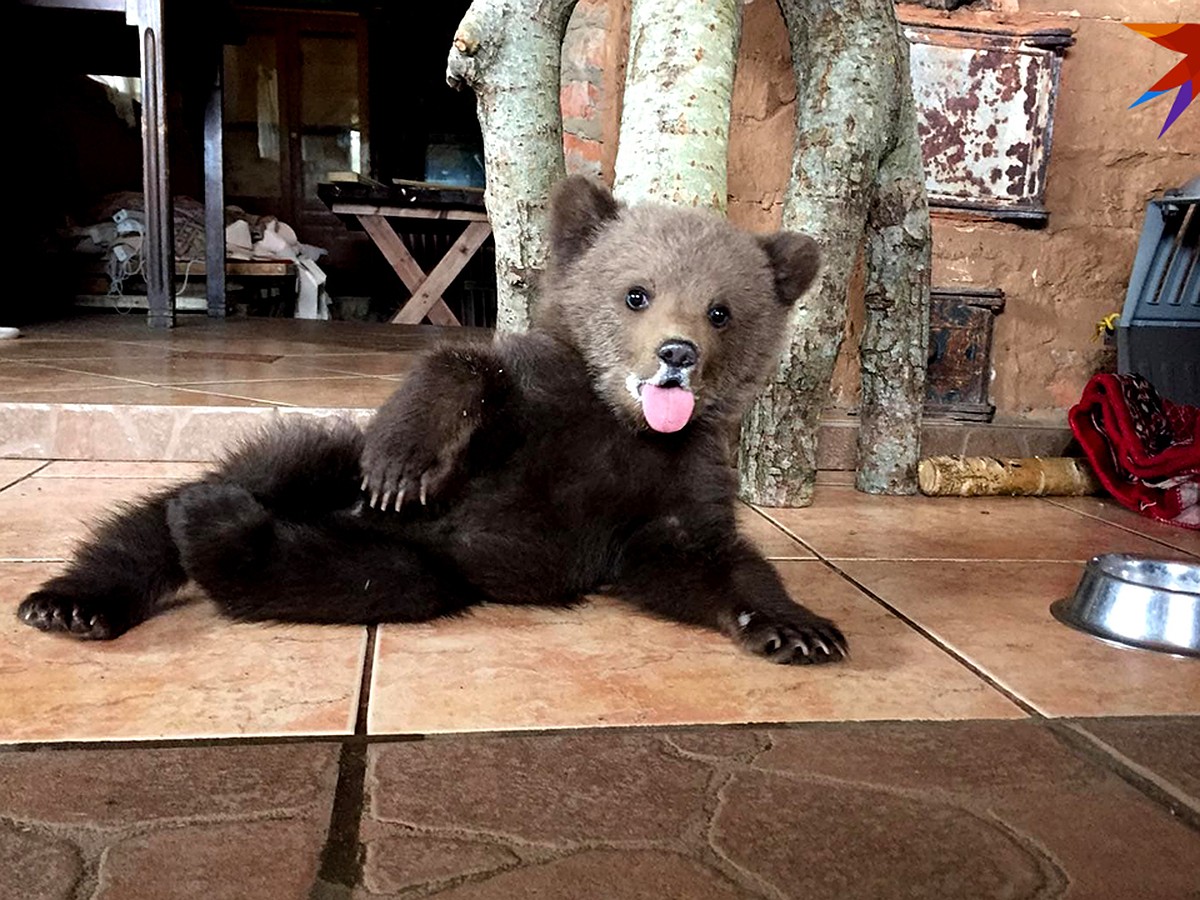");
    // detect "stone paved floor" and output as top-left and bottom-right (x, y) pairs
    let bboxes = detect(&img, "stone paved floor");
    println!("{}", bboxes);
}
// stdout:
(2, 721), (1198, 899)
(1, 319), (1198, 898)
